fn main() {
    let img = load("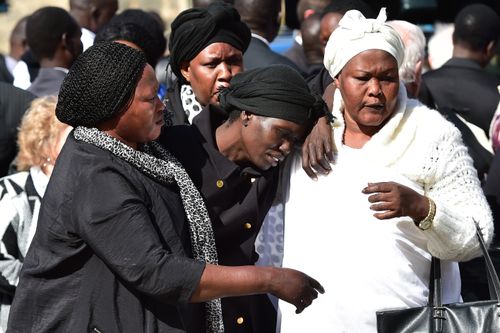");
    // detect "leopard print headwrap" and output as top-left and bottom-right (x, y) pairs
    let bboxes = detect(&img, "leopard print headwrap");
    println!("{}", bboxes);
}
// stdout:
(74, 126), (224, 333)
